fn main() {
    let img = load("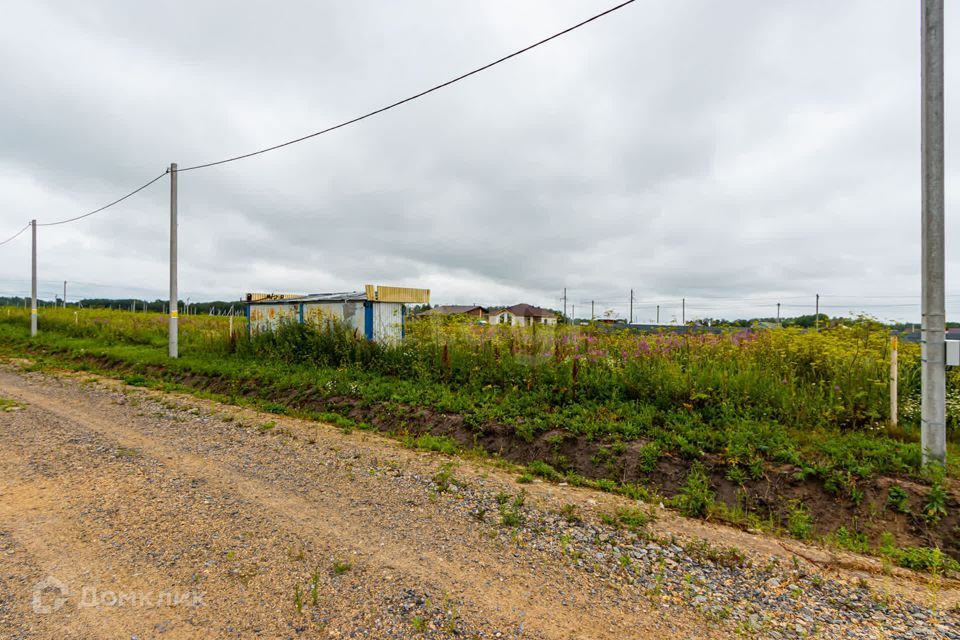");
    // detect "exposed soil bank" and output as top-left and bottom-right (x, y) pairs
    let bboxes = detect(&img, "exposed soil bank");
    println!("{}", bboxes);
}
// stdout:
(18, 348), (960, 561)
